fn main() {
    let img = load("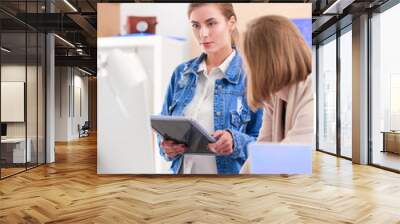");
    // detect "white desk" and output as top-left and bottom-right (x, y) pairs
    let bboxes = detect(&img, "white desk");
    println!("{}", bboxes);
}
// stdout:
(1, 138), (31, 163)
